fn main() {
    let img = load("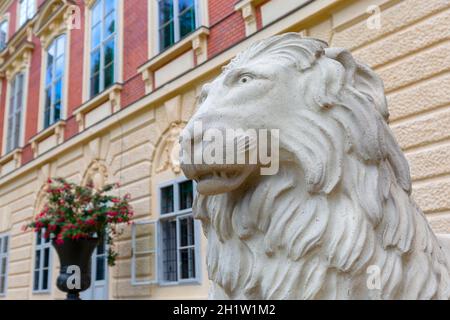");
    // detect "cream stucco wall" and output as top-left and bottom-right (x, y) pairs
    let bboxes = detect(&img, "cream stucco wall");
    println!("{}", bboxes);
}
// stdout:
(0, 0), (449, 299)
